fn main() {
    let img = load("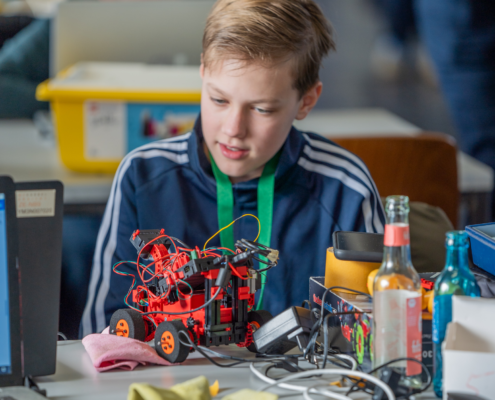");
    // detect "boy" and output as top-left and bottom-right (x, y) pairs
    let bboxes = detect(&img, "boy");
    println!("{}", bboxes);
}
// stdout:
(81, 0), (385, 336)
